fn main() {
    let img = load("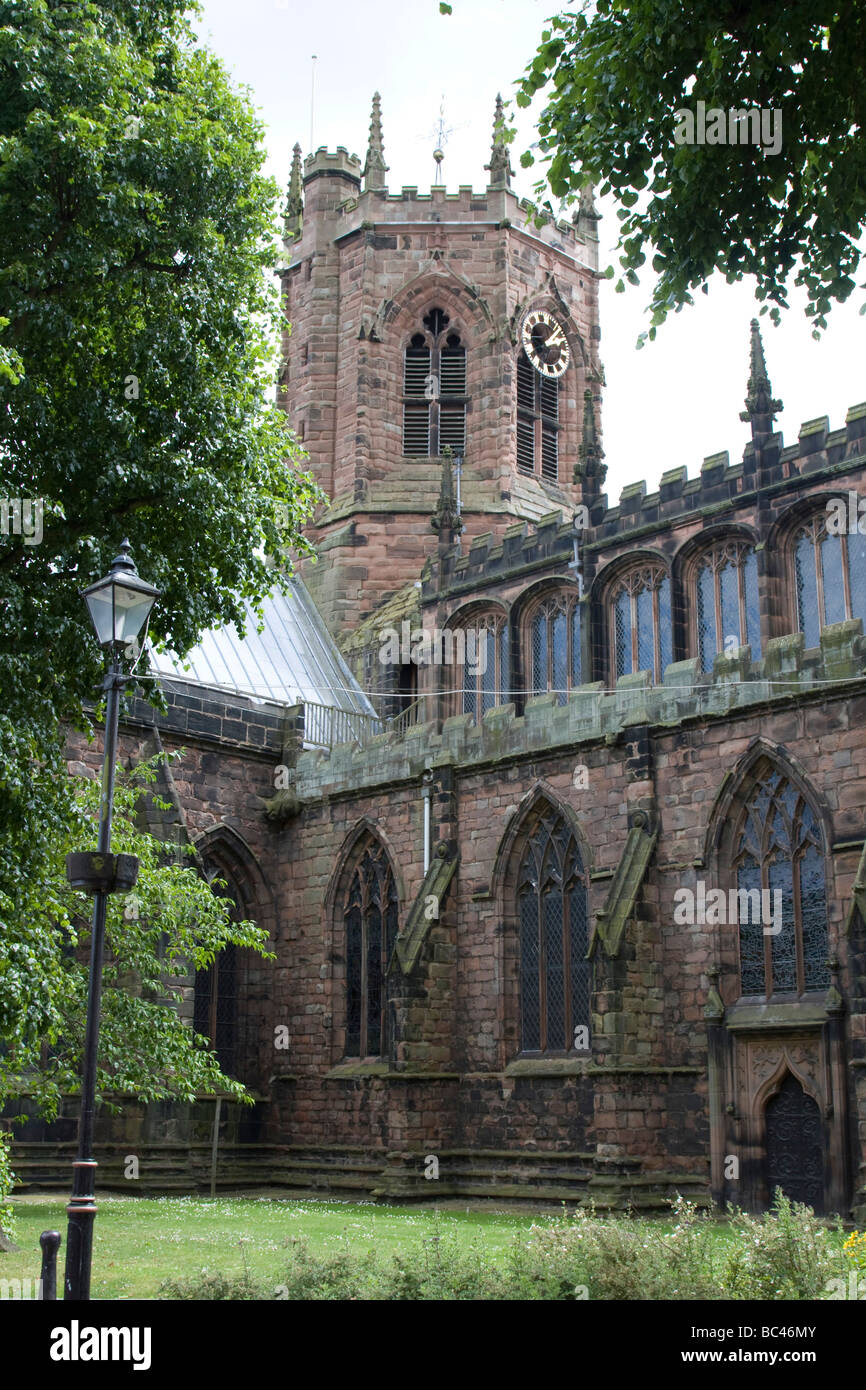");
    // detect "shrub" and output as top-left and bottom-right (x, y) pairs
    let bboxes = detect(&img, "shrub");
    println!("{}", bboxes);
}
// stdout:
(156, 1194), (847, 1301)
(722, 1192), (847, 1300)
(158, 1266), (266, 1300)
(0, 1132), (16, 1246)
